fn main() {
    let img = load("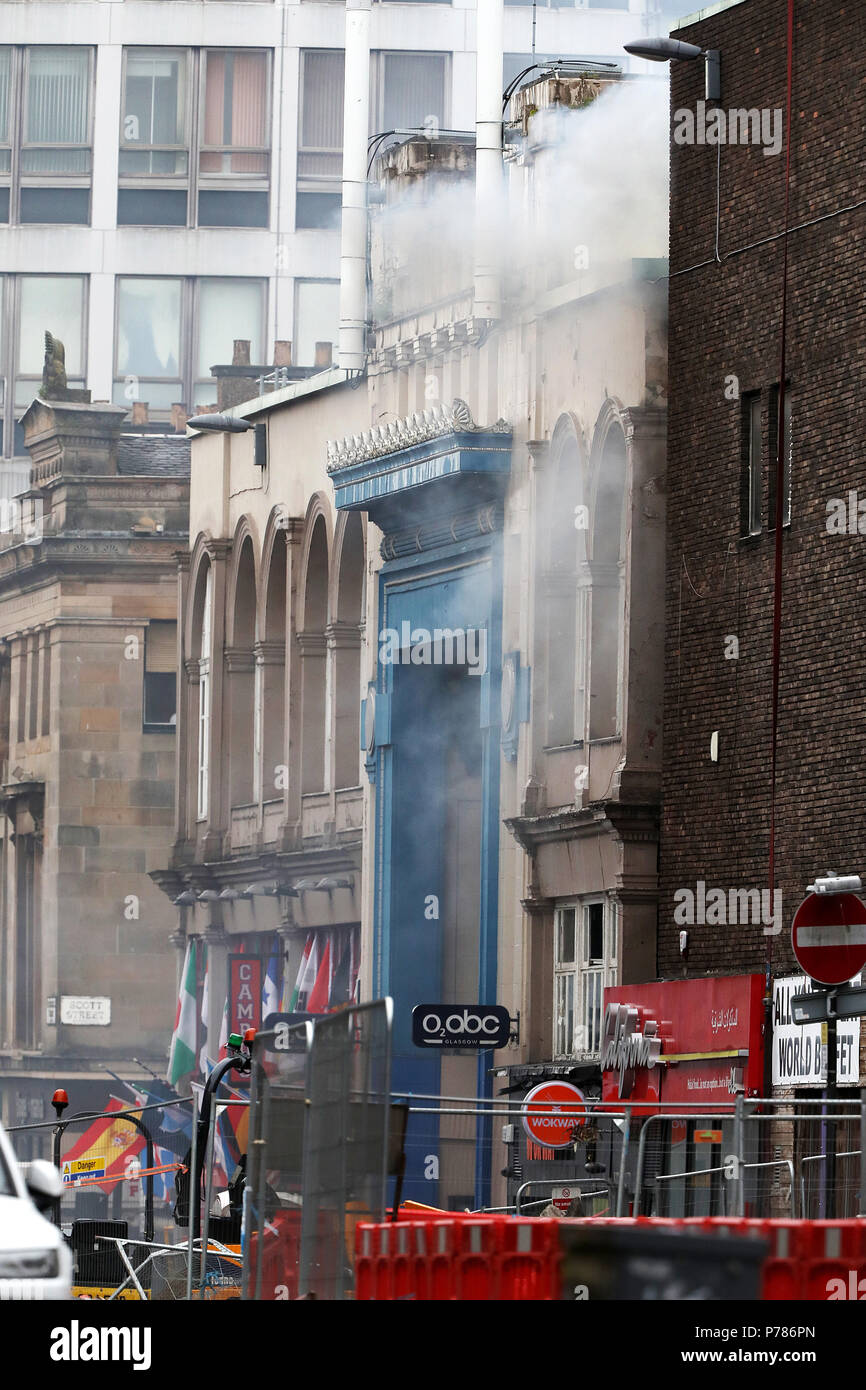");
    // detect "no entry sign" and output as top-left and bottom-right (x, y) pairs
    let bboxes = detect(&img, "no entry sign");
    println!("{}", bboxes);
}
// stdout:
(791, 892), (866, 987)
